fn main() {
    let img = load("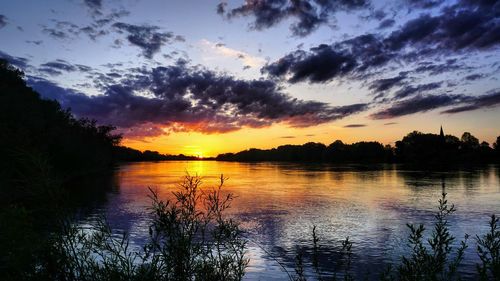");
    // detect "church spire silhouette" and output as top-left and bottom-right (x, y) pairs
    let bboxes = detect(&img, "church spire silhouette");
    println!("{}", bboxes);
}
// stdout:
(439, 125), (445, 145)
